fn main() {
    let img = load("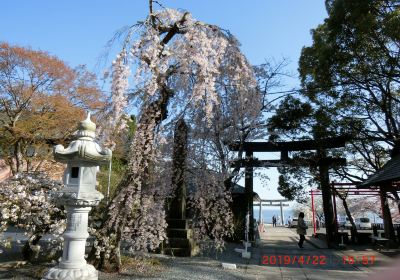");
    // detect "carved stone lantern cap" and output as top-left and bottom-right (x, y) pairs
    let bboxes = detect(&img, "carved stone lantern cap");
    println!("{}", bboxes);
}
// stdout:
(53, 112), (112, 165)
(77, 112), (97, 139)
